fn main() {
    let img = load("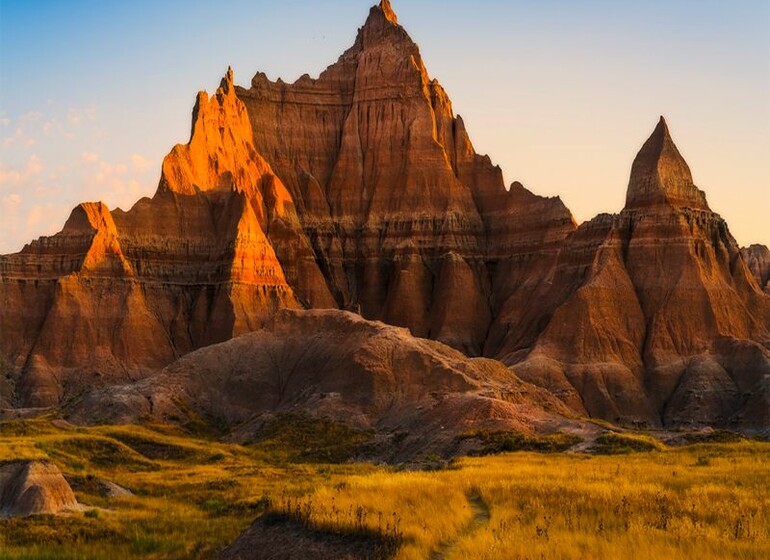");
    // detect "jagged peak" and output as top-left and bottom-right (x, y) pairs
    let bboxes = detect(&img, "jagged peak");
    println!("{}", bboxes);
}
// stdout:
(364, 1), (400, 29)
(378, 0), (398, 24)
(357, 0), (412, 49)
(220, 66), (234, 94)
(625, 116), (709, 211)
(62, 201), (115, 234)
